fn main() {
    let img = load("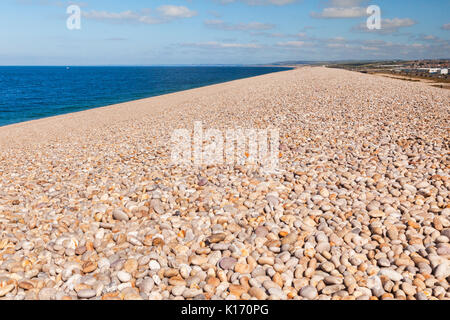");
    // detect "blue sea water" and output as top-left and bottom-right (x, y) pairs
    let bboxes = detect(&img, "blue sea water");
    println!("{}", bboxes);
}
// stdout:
(0, 66), (290, 127)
